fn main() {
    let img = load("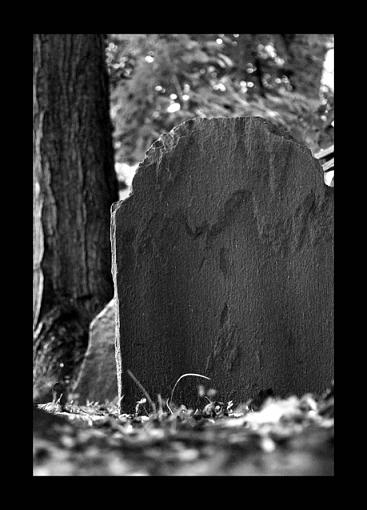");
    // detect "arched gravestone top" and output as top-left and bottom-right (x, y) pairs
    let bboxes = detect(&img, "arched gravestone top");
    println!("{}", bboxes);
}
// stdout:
(111, 117), (334, 411)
